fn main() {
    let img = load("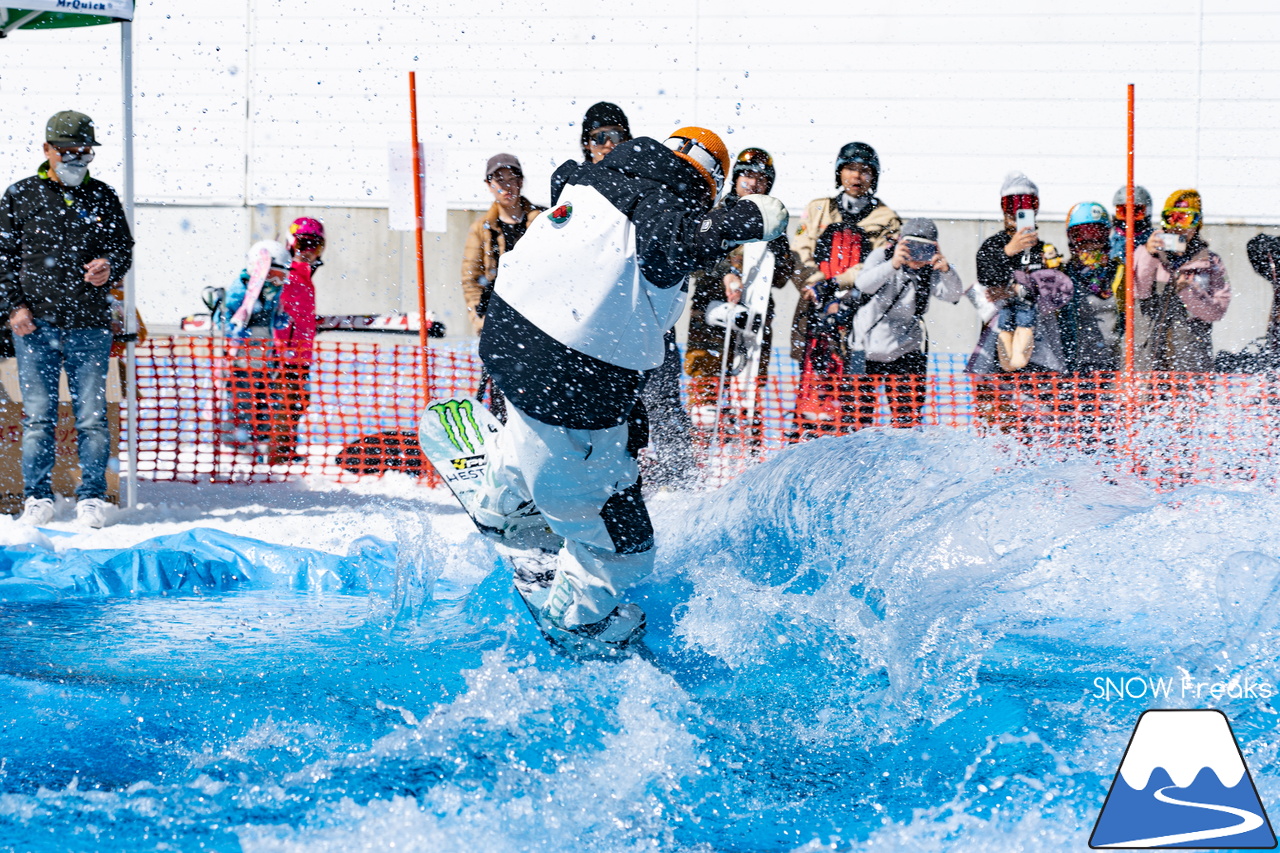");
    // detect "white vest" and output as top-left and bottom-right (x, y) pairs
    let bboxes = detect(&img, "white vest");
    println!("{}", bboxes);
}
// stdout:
(493, 183), (687, 372)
